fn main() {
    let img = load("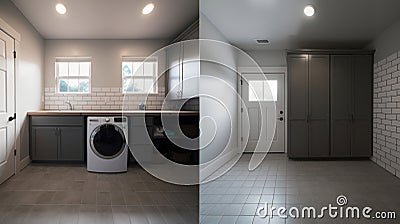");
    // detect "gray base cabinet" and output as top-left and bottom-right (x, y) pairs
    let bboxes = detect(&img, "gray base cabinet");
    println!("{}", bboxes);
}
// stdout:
(31, 127), (58, 161)
(59, 127), (84, 161)
(30, 116), (84, 162)
(288, 50), (373, 159)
